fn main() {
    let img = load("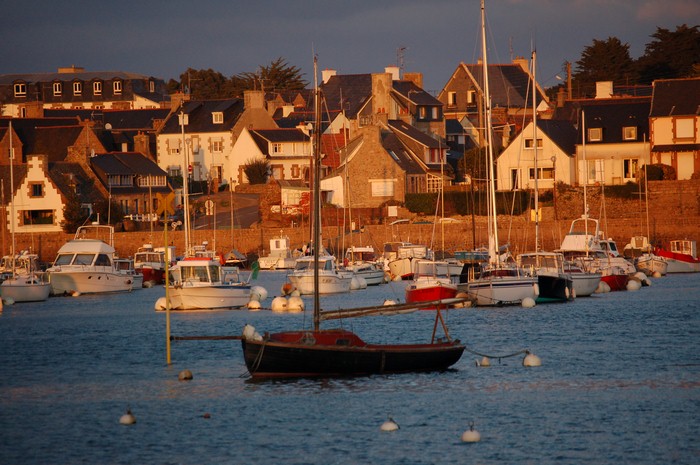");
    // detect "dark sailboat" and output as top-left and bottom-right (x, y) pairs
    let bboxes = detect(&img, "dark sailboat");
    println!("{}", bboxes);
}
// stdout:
(241, 58), (465, 379)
